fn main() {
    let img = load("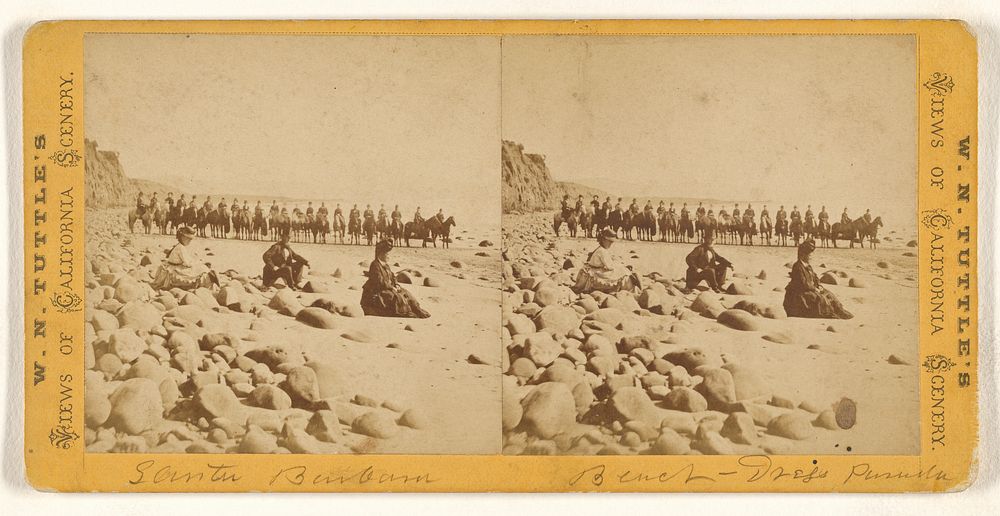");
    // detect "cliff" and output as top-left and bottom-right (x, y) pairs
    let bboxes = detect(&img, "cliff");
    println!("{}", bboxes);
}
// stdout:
(84, 139), (170, 208)
(501, 140), (607, 213)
